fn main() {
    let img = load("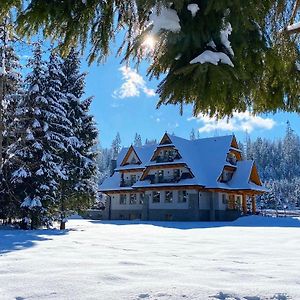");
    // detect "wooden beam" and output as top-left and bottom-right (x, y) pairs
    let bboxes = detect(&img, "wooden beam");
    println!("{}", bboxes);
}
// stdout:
(242, 194), (247, 215)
